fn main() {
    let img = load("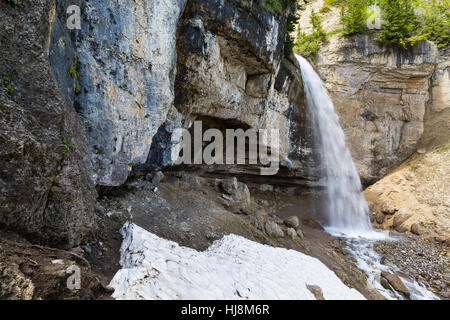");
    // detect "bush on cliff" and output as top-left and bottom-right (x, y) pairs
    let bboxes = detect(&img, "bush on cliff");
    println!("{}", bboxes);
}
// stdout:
(294, 10), (328, 58)
(340, 0), (368, 35)
(416, 0), (450, 48)
(334, 0), (449, 48)
(378, 0), (421, 48)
